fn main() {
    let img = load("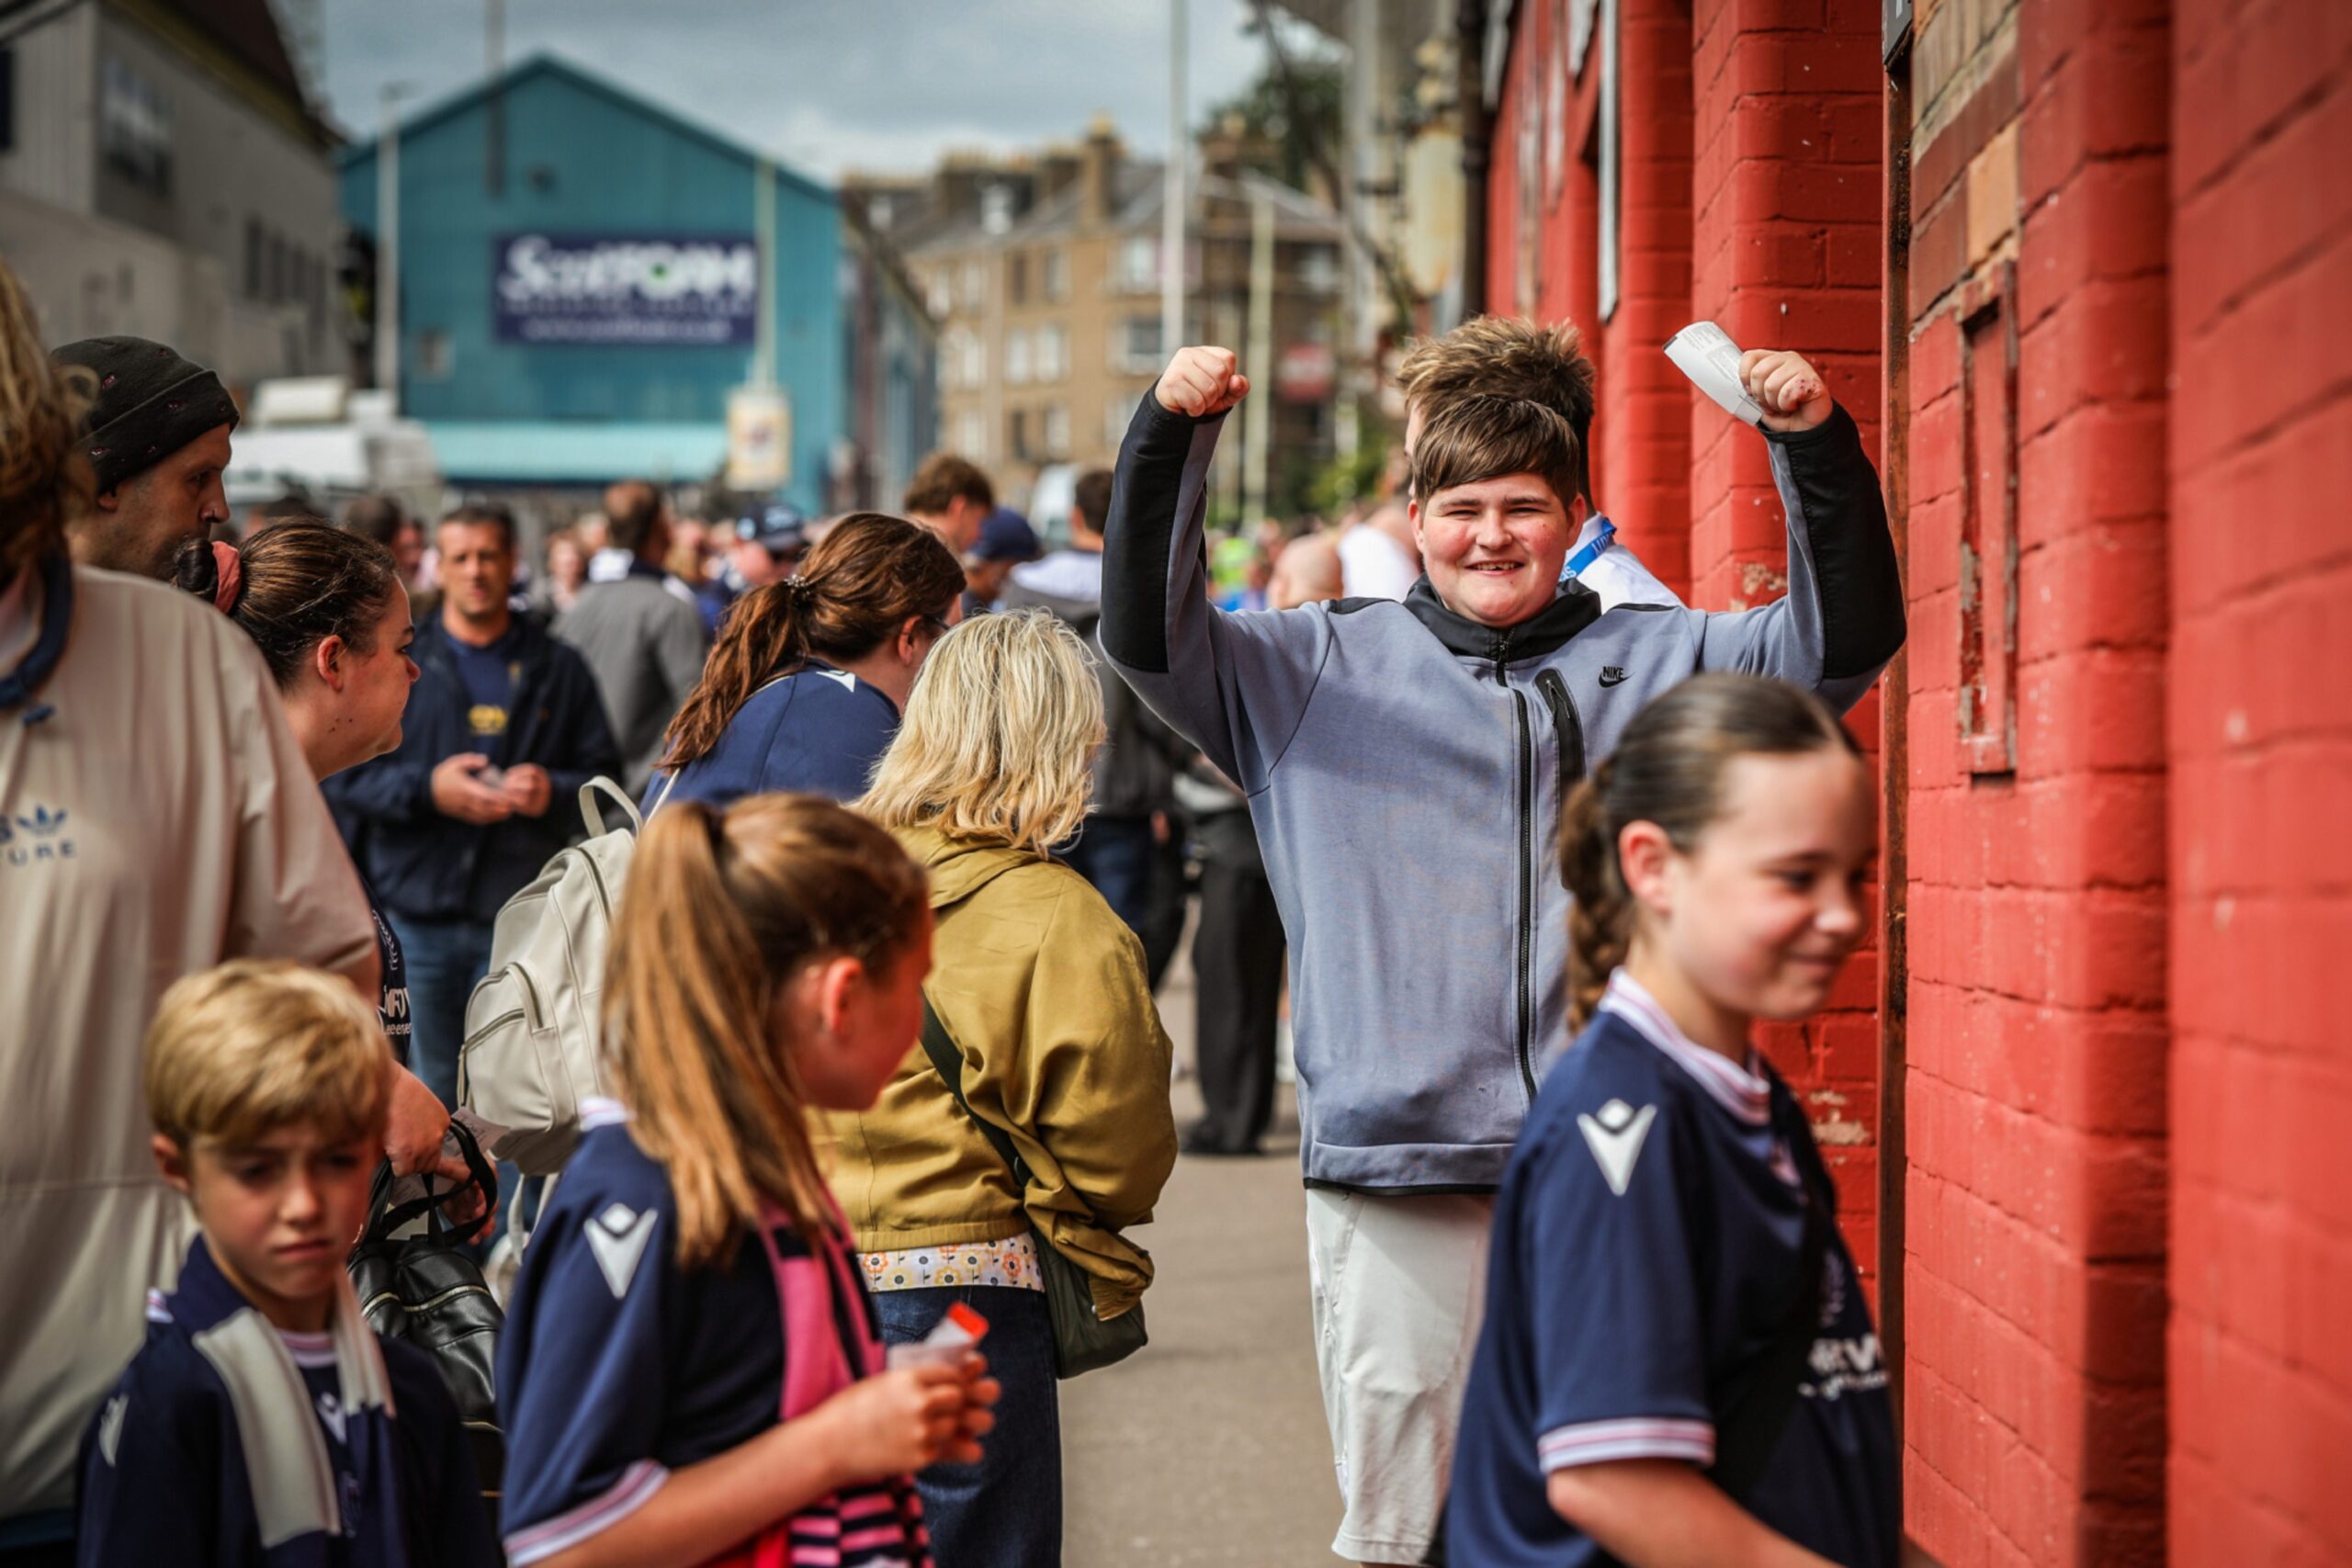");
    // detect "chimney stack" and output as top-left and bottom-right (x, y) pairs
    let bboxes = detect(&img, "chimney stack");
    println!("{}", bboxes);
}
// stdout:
(1081, 114), (1123, 225)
